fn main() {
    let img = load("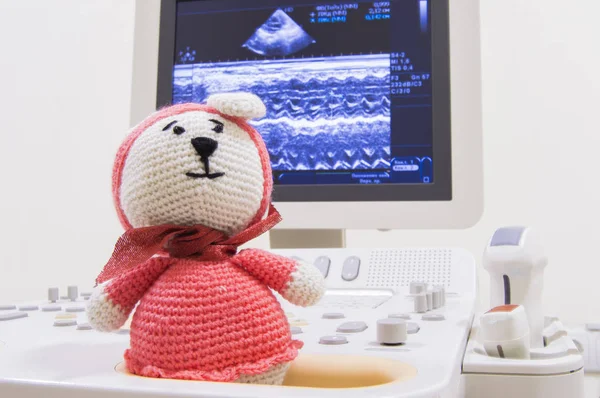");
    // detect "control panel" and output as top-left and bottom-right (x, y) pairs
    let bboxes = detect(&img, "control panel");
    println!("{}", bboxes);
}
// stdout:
(0, 247), (477, 398)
